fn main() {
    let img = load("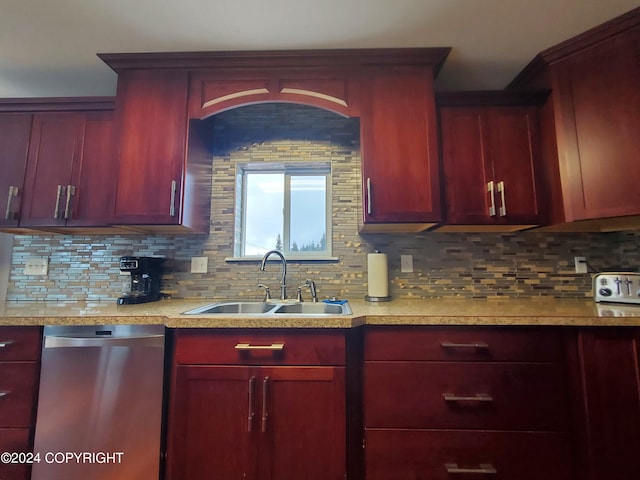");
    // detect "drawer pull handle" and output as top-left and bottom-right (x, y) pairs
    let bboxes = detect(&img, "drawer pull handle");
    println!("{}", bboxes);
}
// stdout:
(445, 463), (497, 475)
(441, 341), (489, 350)
(0, 340), (14, 348)
(443, 393), (493, 402)
(261, 376), (270, 433)
(0, 391), (9, 398)
(247, 376), (256, 432)
(235, 343), (285, 351)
